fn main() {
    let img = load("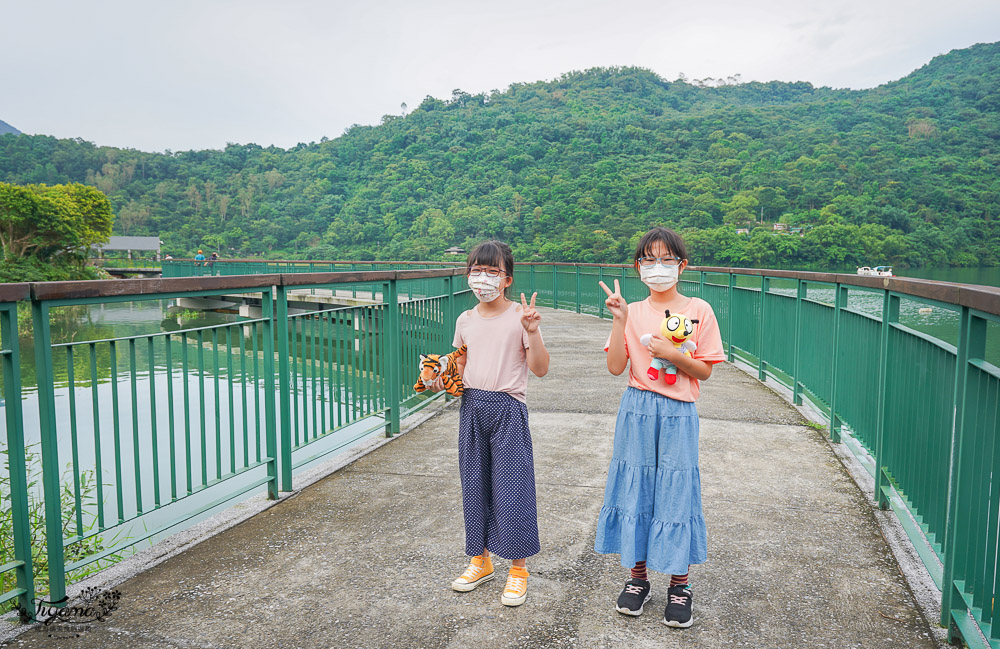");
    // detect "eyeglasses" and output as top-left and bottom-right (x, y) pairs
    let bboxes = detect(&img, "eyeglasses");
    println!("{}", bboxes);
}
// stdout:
(637, 256), (683, 267)
(469, 267), (507, 277)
